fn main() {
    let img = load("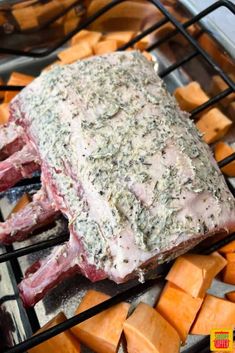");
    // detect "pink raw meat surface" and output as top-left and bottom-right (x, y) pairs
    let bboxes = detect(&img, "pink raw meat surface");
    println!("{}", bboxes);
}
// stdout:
(0, 143), (40, 192)
(0, 189), (59, 244)
(3, 51), (235, 306)
(0, 122), (25, 160)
